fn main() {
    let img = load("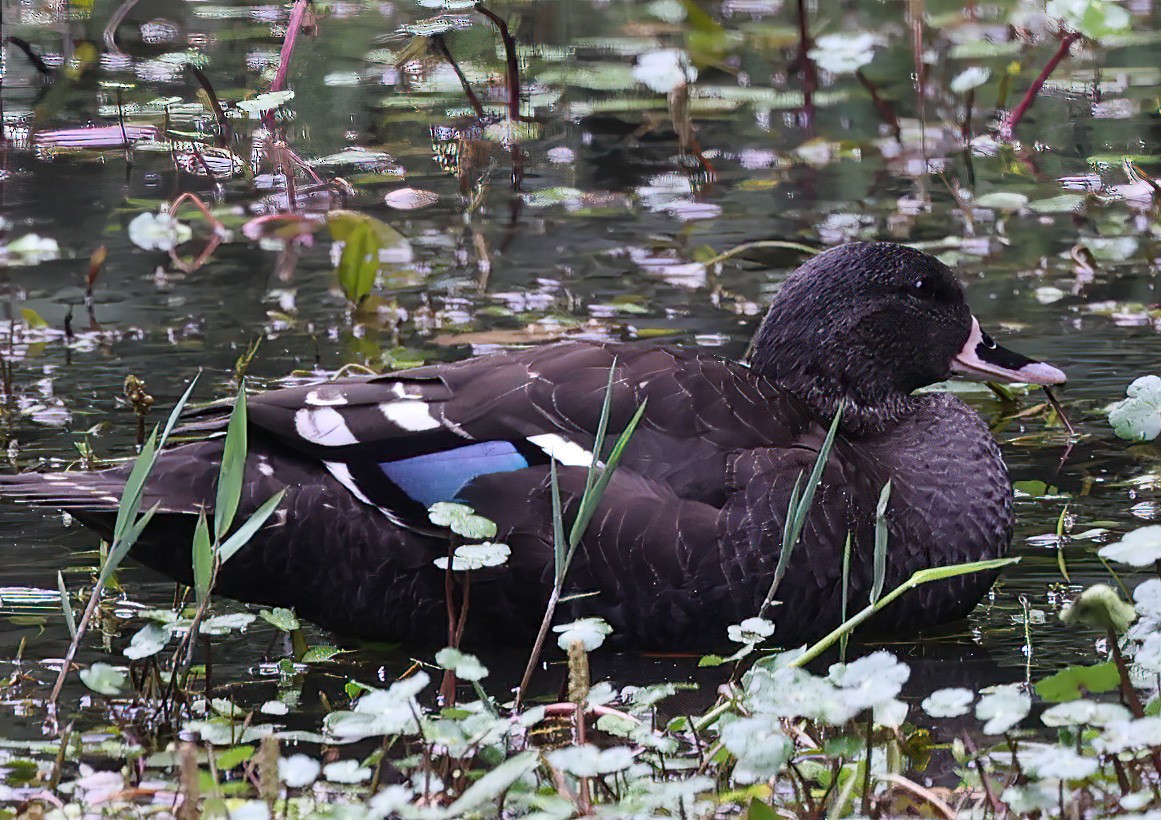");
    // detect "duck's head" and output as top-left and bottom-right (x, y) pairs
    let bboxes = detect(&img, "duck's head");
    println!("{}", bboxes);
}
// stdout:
(748, 241), (1066, 429)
